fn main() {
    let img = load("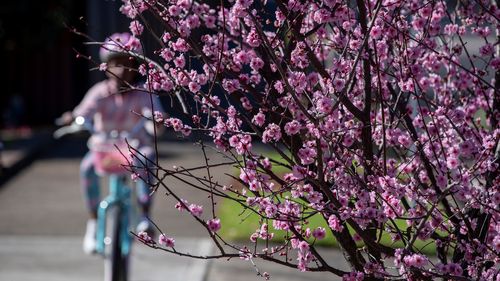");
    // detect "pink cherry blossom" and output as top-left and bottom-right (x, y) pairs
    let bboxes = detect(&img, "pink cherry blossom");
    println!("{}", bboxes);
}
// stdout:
(262, 123), (282, 143)
(328, 215), (344, 232)
(159, 234), (175, 248)
(137, 231), (152, 243)
(99, 63), (107, 71)
(189, 204), (203, 217)
(312, 227), (326, 240)
(207, 218), (221, 232)
(245, 29), (261, 47)
(284, 120), (301, 135)
(222, 79), (240, 94)
(252, 110), (266, 127)
(129, 20), (144, 36)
